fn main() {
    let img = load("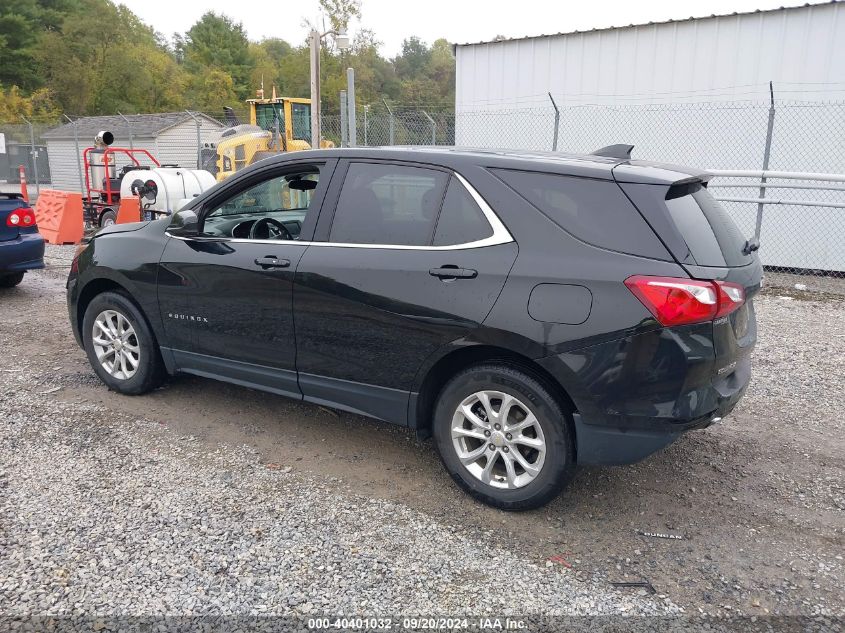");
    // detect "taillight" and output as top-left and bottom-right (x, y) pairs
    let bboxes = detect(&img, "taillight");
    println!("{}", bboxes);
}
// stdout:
(6, 207), (37, 228)
(625, 275), (747, 327)
(714, 281), (745, 318)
